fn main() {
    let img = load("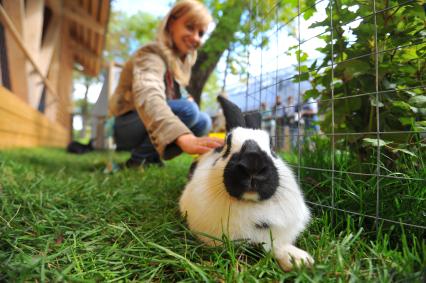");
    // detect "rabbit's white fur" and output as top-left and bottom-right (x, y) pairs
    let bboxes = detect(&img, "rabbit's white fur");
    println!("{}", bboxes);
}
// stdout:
(180, 127), (314, 271)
